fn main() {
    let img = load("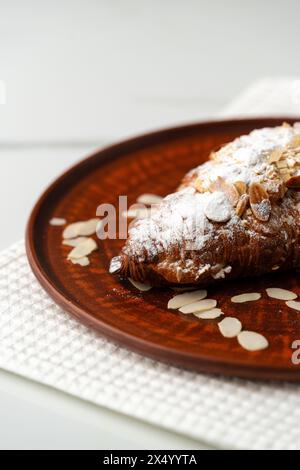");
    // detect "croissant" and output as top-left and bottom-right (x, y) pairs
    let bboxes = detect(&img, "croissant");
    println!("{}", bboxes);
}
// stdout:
(110, 123), (300, 286)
